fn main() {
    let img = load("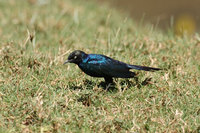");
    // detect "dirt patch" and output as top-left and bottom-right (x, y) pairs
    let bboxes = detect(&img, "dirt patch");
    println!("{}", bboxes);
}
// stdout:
(98, 0), (200, 32)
